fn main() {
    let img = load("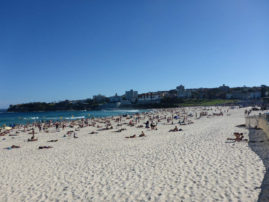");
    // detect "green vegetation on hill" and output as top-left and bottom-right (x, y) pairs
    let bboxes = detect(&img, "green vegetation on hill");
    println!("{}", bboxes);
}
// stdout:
(7, 99), (100, 112)
(135, 99), (238, 109)
(179, 99), (238, 107)
(7, 98), (239, 112)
